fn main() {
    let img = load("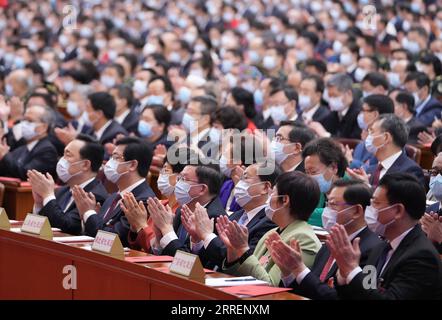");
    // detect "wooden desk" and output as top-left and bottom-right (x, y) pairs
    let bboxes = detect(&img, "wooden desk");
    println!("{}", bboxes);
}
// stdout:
(0, 226), (306, 300)
(2, 184), (33, 220)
